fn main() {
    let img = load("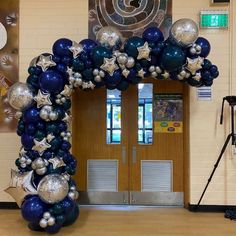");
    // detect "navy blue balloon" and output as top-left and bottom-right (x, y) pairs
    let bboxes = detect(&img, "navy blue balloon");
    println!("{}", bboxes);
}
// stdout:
(23, 107), (40, 124)
(56, 63), (67, 74)
(124, 37), (145, 58)
(21, 196), (47, 223)
(142, 27), (164, 43)
(61, 197), (75, 215)
(92, 46), (112, 67)
(45, 223), (63, 234)
(28, 222), (44, 232)
(117, 80), (129, 91)
(125, 68), (137, 82)
(210, 65), (218, 74)
(160, 45), (186, 72)
(63, 204), (79, 226)
(58, 121), (68, 132)
(61, 141), (71, 151)
(21, 133), (34, 150)
(39, 70), (65, 94)
(79, 39), (98, 54)
(195, 37), (211, 58)
(201, 70), (211, 80)
(104, 70), (122, 87)
(52, 38), (72, 57)
(25, 123), (36, 135)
